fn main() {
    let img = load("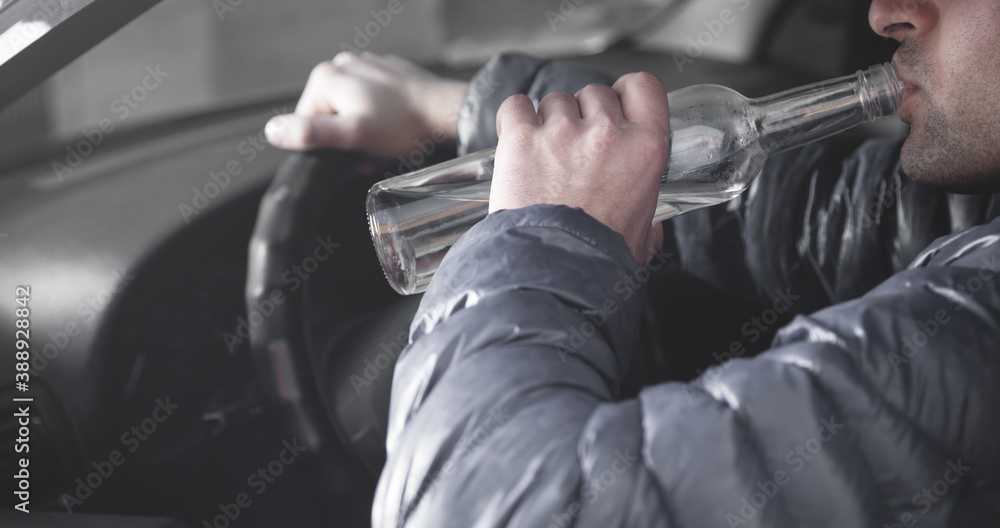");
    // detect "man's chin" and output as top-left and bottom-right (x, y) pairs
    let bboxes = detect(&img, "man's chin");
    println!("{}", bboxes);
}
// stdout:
(899, 115), (1000, 194)
(900, 148), (1000, 194)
